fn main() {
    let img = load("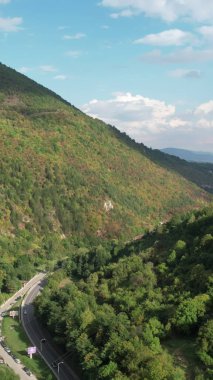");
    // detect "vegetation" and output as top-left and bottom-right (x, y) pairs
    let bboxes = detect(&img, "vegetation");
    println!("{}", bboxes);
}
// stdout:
(0, 62), (212, 298)
(145, 147), (213, 194)
(2, 311), (54, 379)
(0, 365), (20, 380)
(0, 62), (212, 379)
(35, 206), (213, 379)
